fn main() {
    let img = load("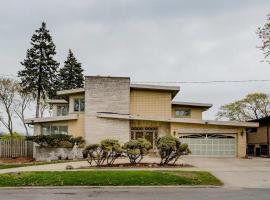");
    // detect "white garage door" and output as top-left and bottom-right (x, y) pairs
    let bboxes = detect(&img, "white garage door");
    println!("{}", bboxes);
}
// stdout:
(179, 134), (236, 157)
